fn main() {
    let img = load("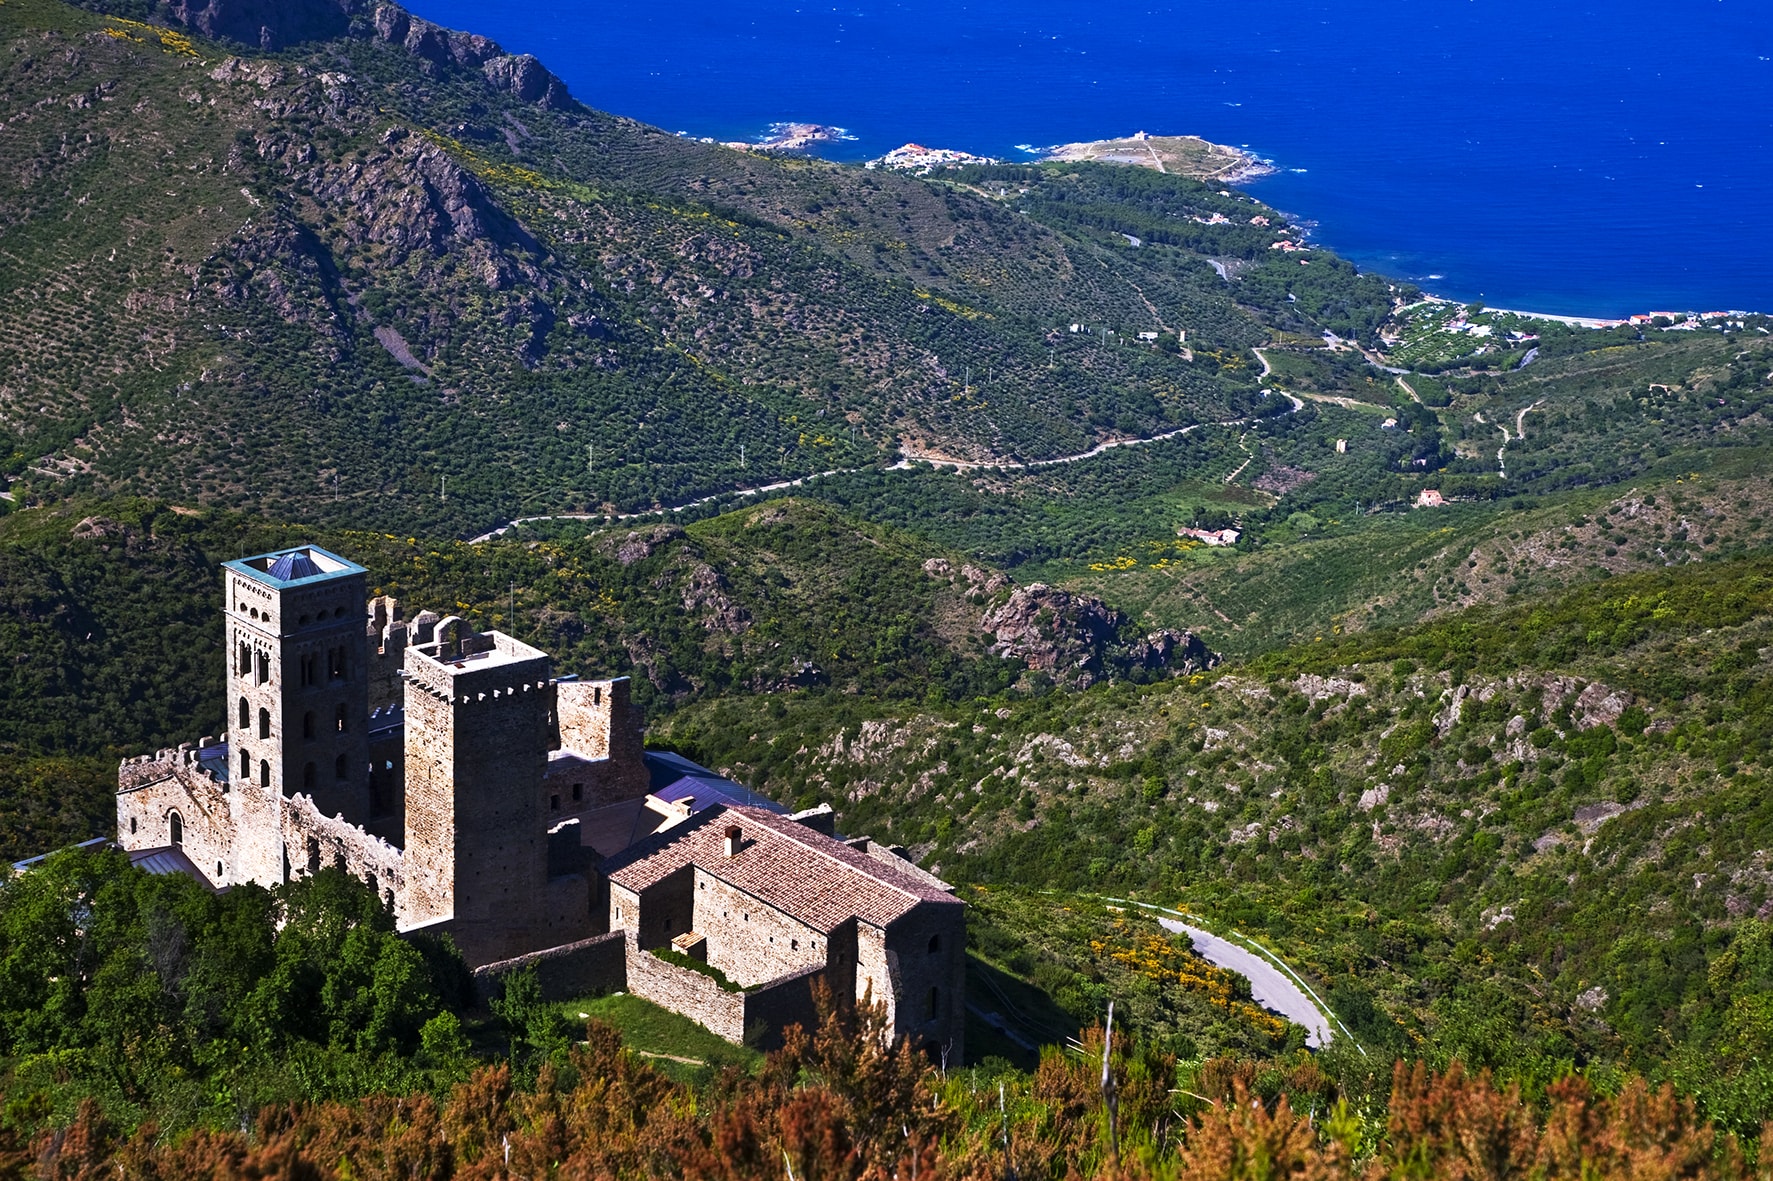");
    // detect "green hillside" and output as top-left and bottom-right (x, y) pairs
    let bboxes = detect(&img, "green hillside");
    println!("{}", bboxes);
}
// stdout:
(0, 494), (1201, 859)
(658, 554), (1773, 1139)
(0, 0), (1359, 534)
